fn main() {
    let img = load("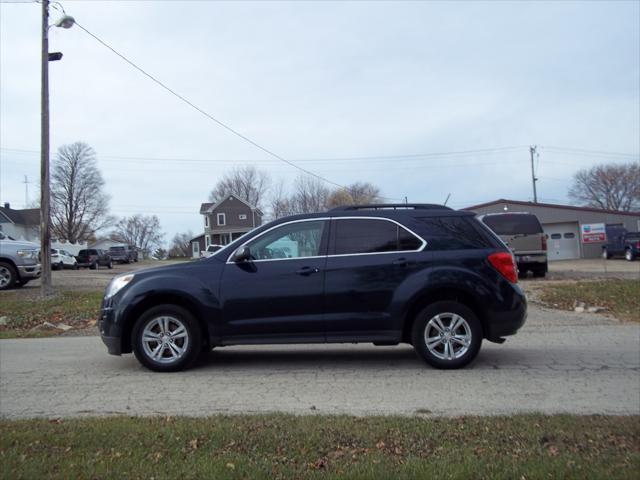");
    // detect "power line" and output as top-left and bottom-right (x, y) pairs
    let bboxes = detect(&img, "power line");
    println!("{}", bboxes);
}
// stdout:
(540, 146), (639, 159)
(0, 145), (527, 164)
(72, 21), (347, 190)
